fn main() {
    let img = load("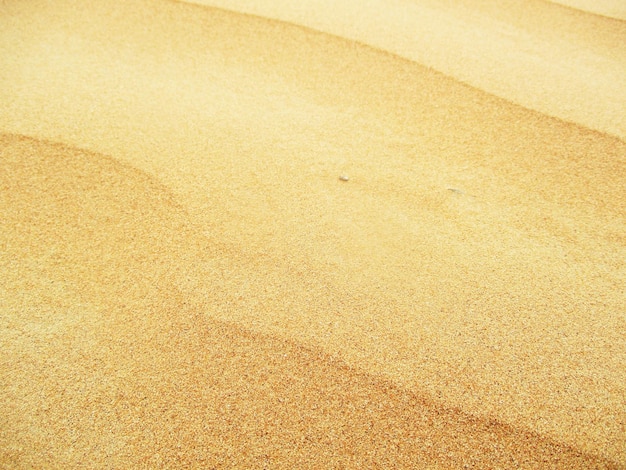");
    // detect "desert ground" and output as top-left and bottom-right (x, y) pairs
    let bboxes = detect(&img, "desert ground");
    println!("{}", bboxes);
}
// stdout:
(1, 0), (625, 467)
